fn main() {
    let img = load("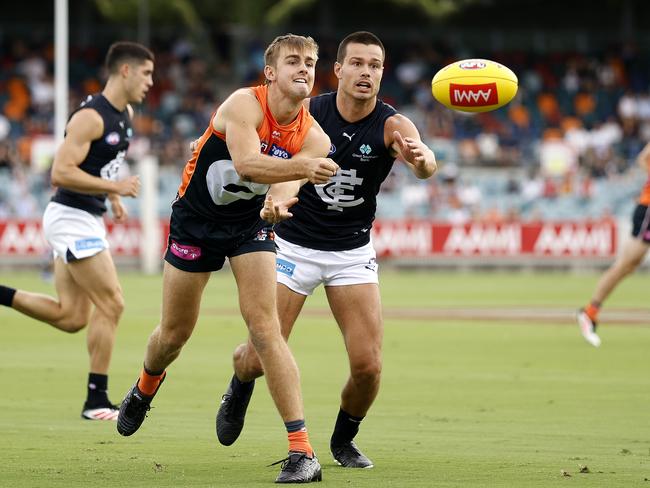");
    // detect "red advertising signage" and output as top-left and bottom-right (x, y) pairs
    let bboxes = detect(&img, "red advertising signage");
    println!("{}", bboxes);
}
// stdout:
(0, 219), (617, 259)
(372, 220), (617, 258)
(0, 220), (168, 257)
